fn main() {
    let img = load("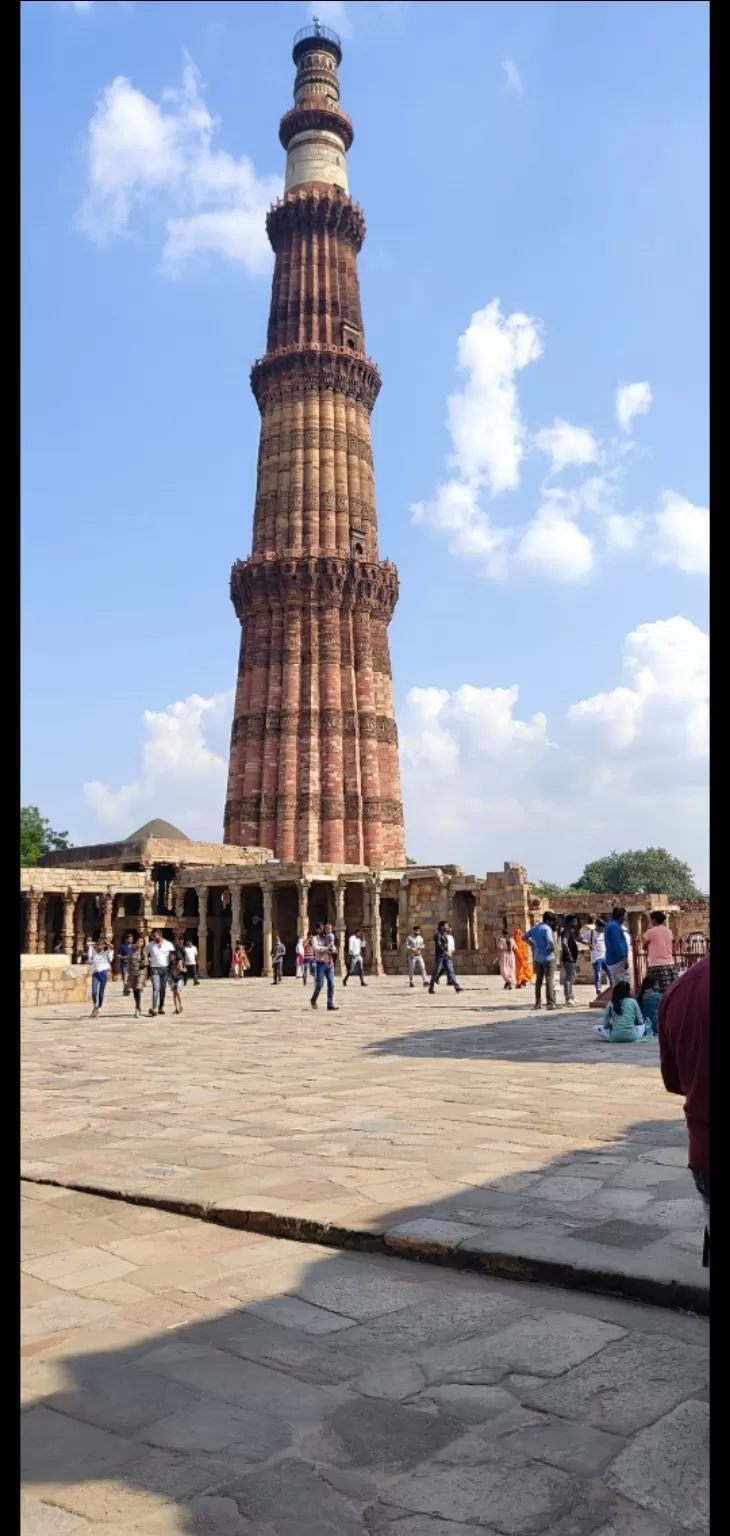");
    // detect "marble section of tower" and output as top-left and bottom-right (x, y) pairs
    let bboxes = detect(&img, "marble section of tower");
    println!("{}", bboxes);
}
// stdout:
(225, 25), (406, 867)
